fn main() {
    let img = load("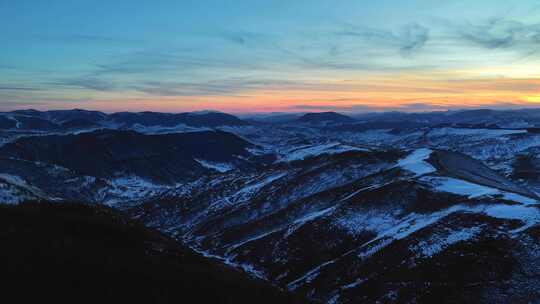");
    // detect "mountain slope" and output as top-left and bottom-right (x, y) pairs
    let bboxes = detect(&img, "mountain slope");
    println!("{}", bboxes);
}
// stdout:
(0, 129), (258, 183)
(130, 148), (540, 303)
(0, 109), (249, 132)
(108, 111), (249, 128)
(4, 108), (540, 303)
(0, 202), (307, 303)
